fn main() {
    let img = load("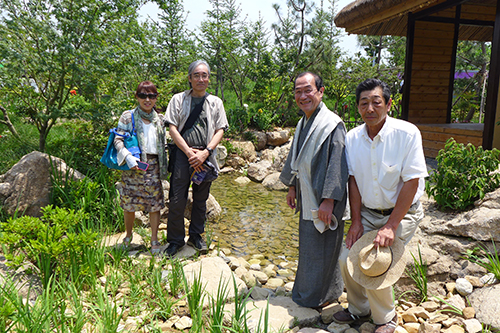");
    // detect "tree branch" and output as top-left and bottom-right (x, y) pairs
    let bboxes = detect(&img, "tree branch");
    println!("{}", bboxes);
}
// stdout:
(0, 105), (21, 140)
